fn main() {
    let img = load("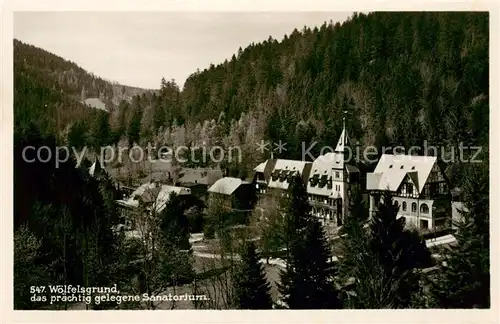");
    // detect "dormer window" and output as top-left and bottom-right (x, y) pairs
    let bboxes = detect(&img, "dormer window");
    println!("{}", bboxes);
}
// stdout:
(389, 165), (393, 169)
(400, 165), (404, 169)
(318, 175), (328, 188)
(310, 174), (319, 187)
(411, 166), (415, 170)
